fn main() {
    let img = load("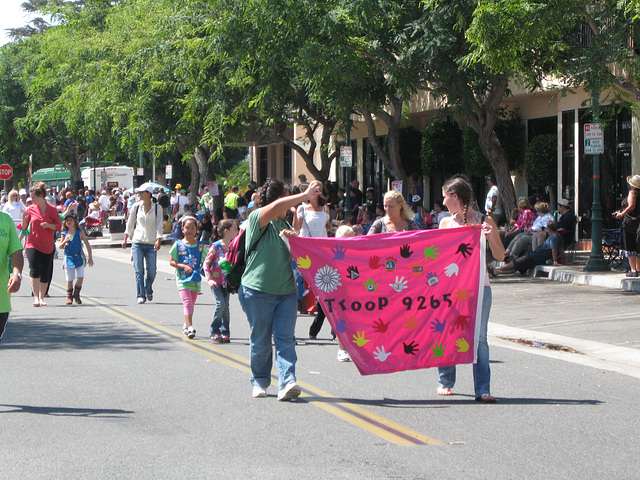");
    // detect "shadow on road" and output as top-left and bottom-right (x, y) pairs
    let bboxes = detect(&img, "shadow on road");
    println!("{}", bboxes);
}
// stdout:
(1, 317), (171, 351)
(0, 404), (134, 418)
(305, 395), (604, 408)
